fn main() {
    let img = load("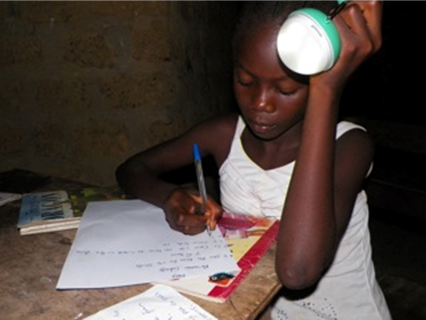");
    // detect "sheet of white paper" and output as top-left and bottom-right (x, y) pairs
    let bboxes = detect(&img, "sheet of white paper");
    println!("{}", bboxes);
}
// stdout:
(84, 284), (218, 320)
(57, 200), (239, 289)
